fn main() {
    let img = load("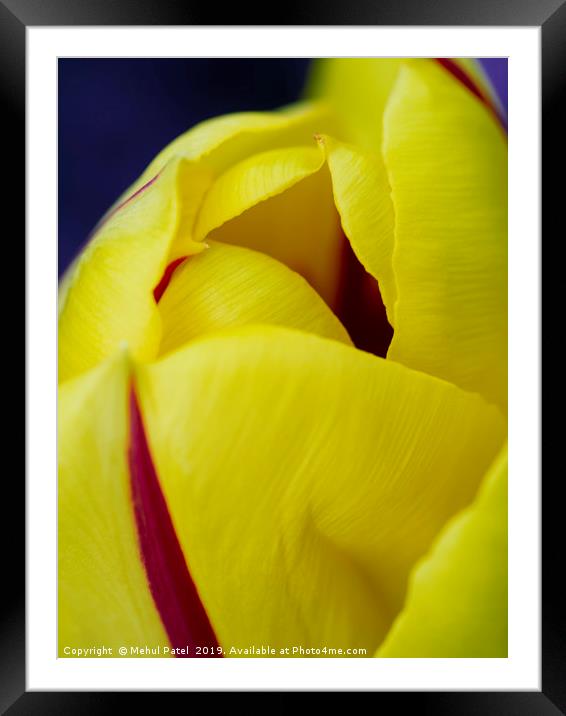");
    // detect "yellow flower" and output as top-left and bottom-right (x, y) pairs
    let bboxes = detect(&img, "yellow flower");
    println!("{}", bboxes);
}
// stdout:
(58, 59), (507, 658)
